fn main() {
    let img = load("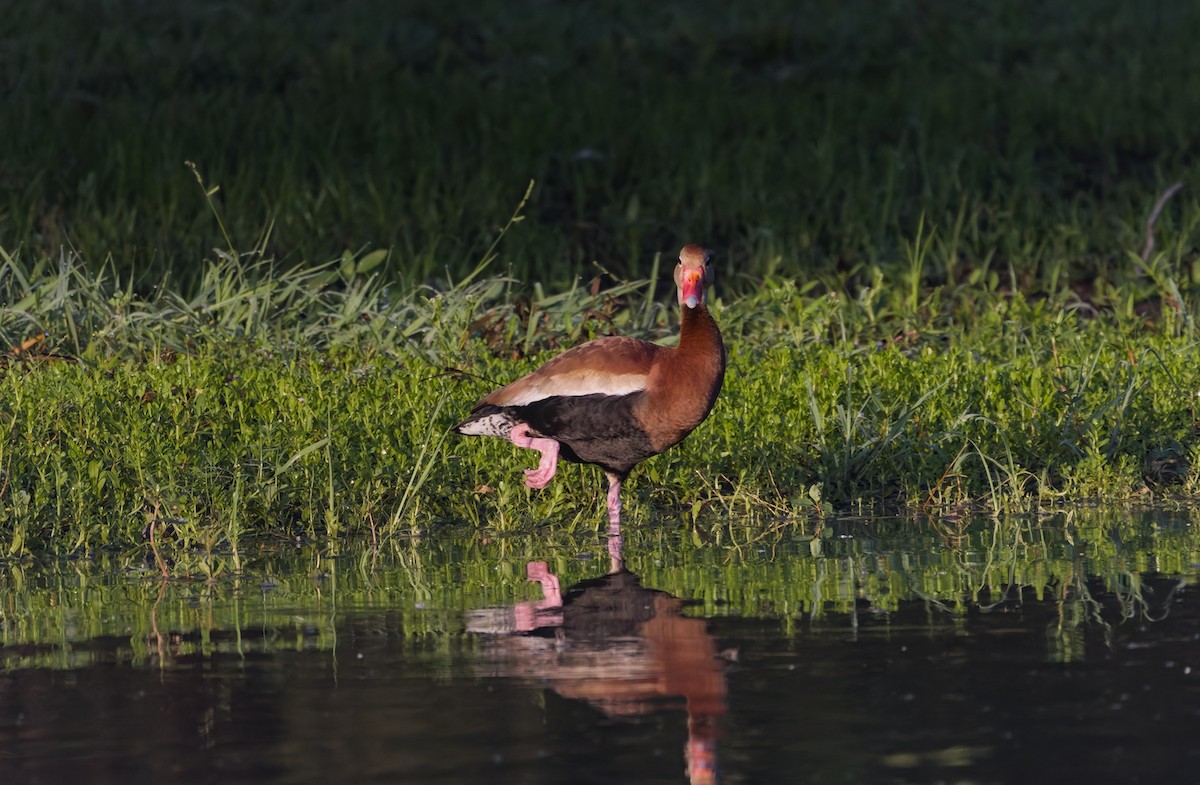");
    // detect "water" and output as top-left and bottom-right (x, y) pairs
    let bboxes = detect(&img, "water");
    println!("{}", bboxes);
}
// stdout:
(2, 510), (1198, 784)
